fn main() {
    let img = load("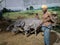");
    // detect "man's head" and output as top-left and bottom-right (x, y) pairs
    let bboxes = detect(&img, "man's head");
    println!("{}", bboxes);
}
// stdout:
(36, 13), (38, 16)
(41, 5), (48, 12)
